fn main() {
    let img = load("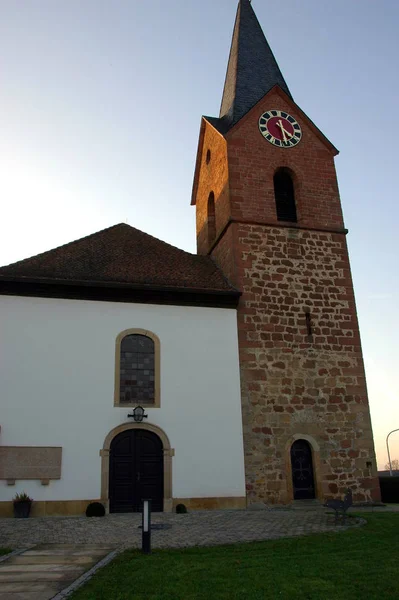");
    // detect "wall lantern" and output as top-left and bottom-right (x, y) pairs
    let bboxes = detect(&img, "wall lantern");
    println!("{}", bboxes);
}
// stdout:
(128, 406), (148, 423)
